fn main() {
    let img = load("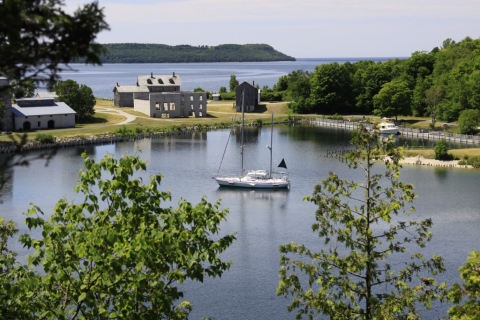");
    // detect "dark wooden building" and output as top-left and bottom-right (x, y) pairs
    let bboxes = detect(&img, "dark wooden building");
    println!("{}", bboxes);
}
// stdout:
(235, 81), (259, 112)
